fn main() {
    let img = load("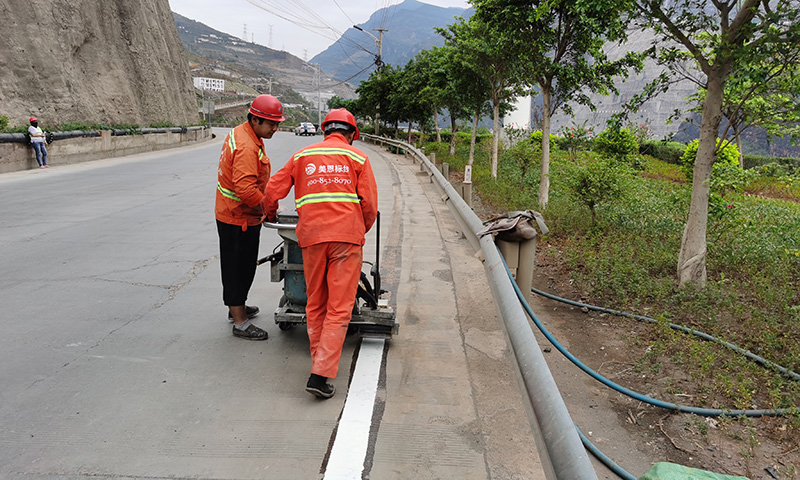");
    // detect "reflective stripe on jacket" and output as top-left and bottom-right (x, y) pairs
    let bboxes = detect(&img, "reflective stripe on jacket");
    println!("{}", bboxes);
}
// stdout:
(215, 122), (271, 230)
(264, 133), (378, 248)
